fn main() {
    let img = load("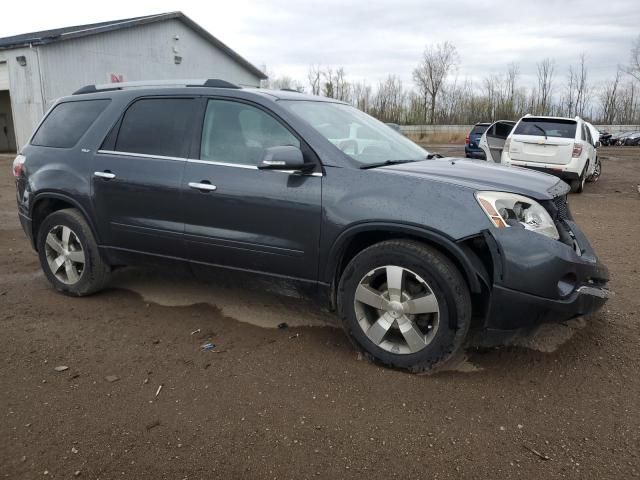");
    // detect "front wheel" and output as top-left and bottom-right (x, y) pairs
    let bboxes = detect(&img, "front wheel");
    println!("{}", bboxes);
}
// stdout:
(337, 240), (471, 372)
